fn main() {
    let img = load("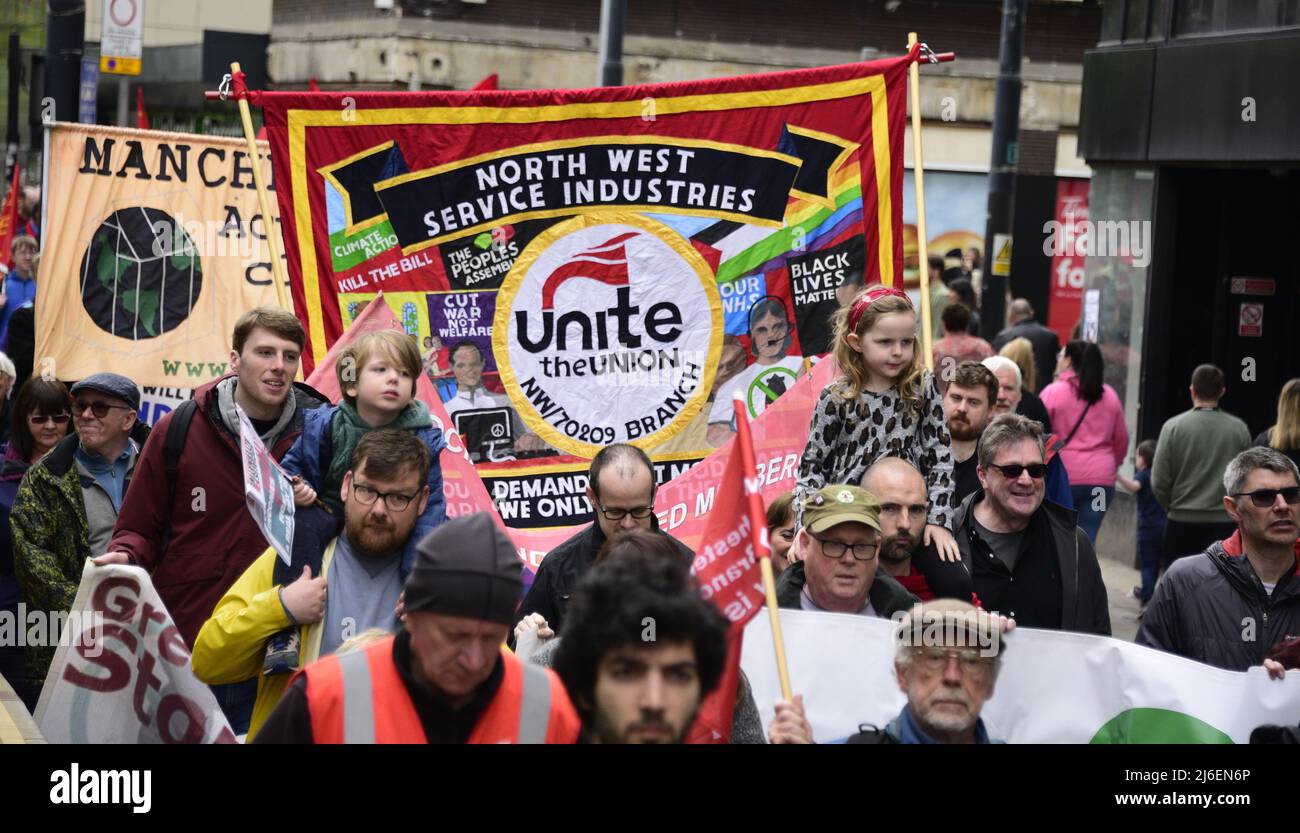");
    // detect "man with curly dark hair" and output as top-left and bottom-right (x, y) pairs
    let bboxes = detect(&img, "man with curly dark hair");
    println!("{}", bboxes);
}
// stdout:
(552, 530), (729, 744)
